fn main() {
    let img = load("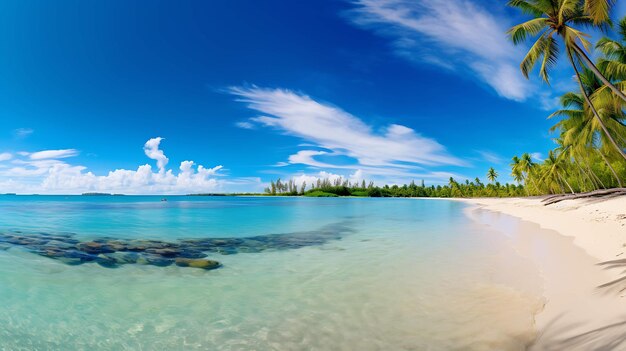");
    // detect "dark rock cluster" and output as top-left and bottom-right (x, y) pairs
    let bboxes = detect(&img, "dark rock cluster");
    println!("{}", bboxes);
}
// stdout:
(0, 223), (352, 270)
